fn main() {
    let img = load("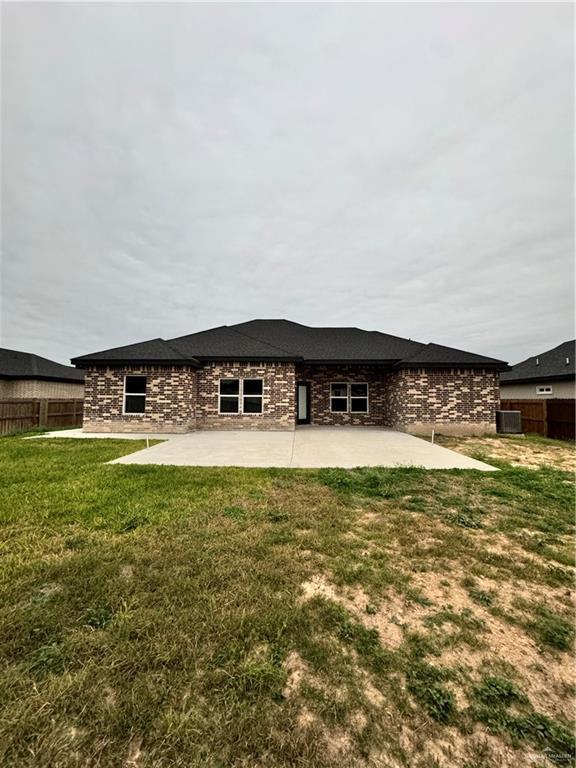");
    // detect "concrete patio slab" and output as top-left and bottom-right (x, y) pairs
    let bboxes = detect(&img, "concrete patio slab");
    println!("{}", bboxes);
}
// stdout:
(105, 427), (496, 471)
(27, 429), (179, 441)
